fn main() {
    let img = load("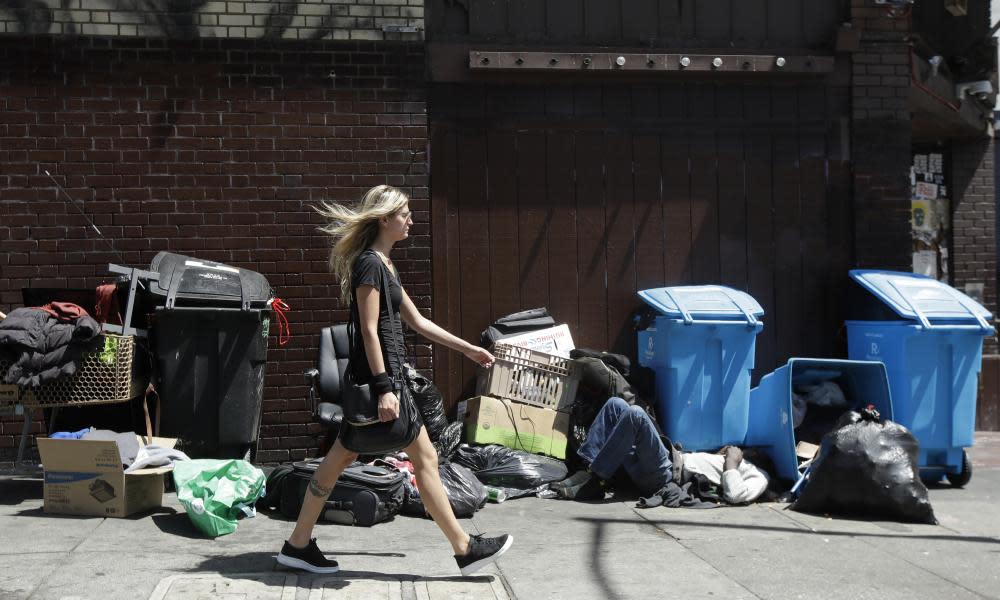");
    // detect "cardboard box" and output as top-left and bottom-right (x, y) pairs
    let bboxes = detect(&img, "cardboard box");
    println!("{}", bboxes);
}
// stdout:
(496, 324), (575, 358)
(458, 395), (569, 459)
(795, 441), (820, 461)
(37, 436), (176, 518)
